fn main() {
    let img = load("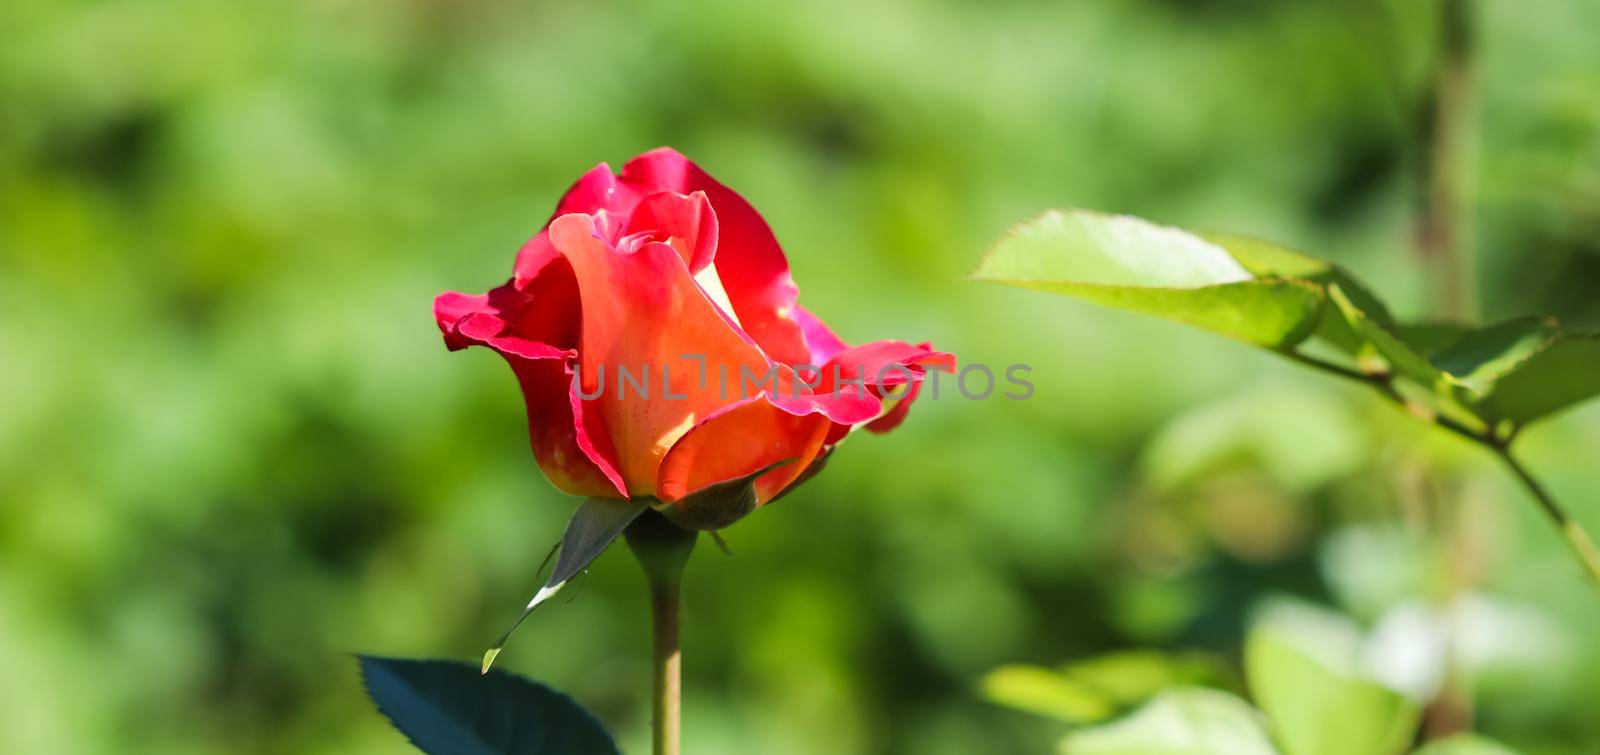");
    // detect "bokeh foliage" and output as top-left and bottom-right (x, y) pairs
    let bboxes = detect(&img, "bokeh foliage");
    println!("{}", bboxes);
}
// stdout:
(2, 0), (1599, 753)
